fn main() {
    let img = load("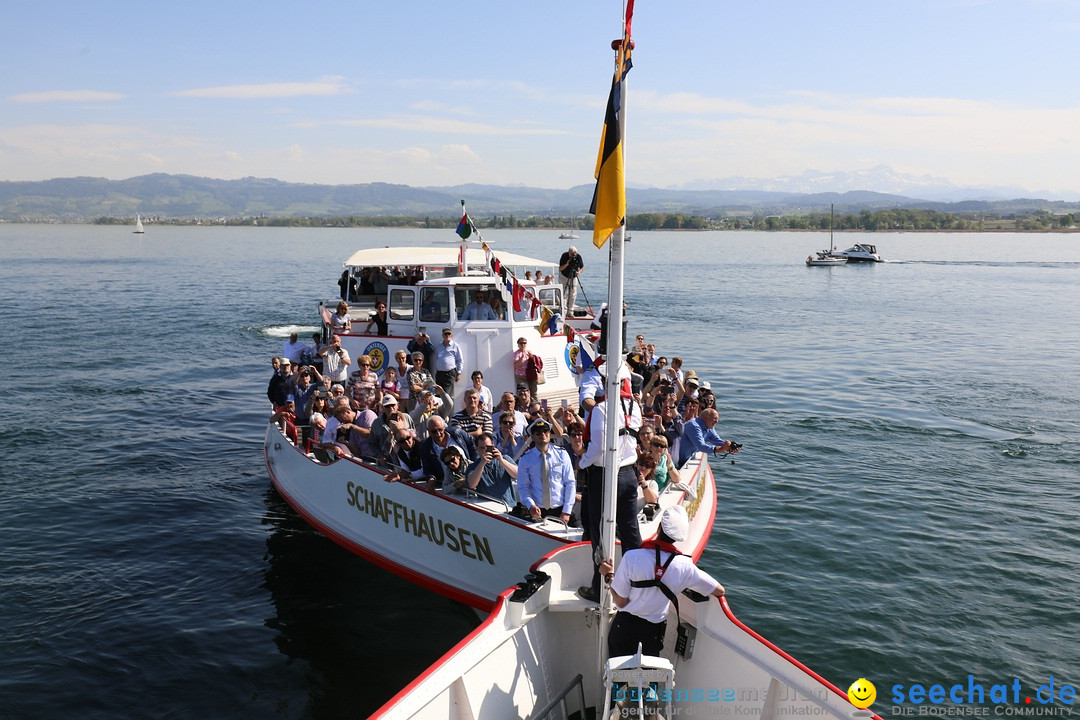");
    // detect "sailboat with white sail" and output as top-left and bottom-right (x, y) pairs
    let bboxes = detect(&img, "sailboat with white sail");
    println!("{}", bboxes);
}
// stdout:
(133, 214), (145, 234)
(374, 5), (875, 719)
